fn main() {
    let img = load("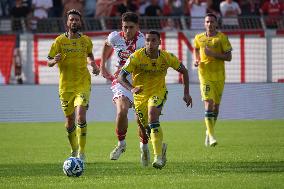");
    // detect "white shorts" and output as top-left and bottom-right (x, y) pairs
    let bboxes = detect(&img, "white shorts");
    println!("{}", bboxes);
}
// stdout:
(111, 79), (133, 105)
